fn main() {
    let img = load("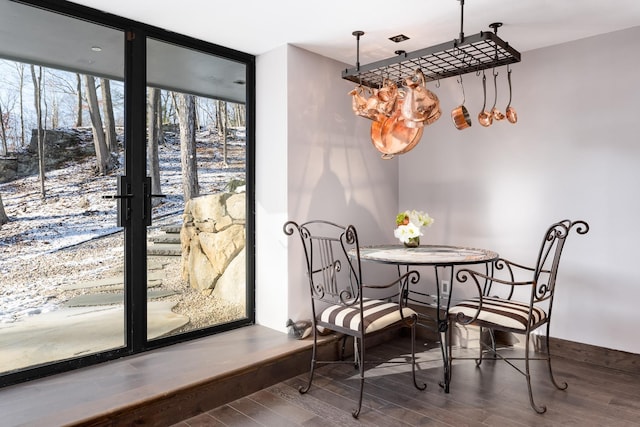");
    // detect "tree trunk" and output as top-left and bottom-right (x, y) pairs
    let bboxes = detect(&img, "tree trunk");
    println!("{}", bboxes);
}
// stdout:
(176, 93), (199, 201)
(16, 63), (26, 147)
(84, 75), (111, 175)
(0, 193), (8, 226)
(30, 64), (46, 199)
(0, 103), (7, 156)
(215, 100), (224, 138)
(217, 100), (228, 165)
(75, 73), (82, 127)
(148, 88), (163, 207)
(101, 78), (118, 152)
(51, 99), (59, 129)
